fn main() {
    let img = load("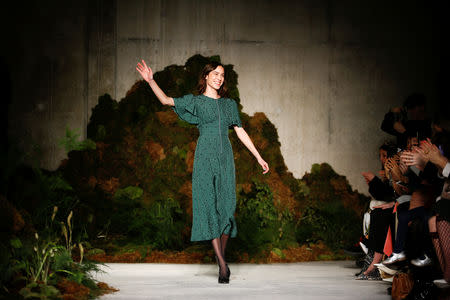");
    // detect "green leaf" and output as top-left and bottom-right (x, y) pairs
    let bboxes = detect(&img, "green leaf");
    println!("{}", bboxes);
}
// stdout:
(52, 249), (73, 270)
(113, 186), (144, 205)
(271, 247), (285, 258)
(10, 237), (23, 248)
